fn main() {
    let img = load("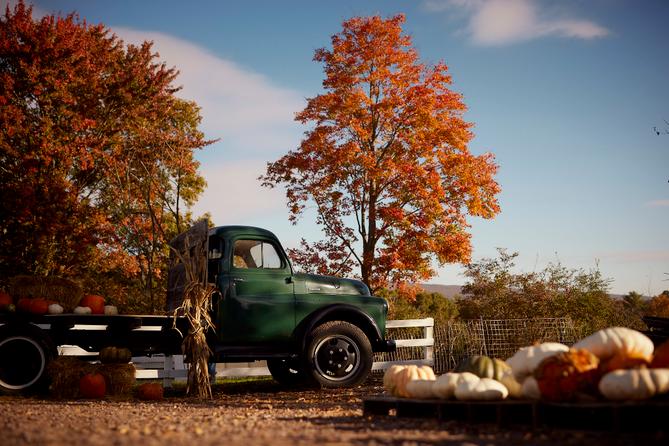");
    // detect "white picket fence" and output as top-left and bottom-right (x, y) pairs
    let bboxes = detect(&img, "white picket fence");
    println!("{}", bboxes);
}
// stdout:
(59, 318), (434, 387)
